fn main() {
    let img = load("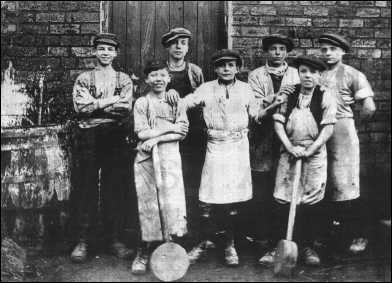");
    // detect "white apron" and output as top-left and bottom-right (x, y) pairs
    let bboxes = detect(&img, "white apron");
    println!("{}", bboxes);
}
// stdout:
(199, 129), (253, 204)
(274, 107), (327, 205)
